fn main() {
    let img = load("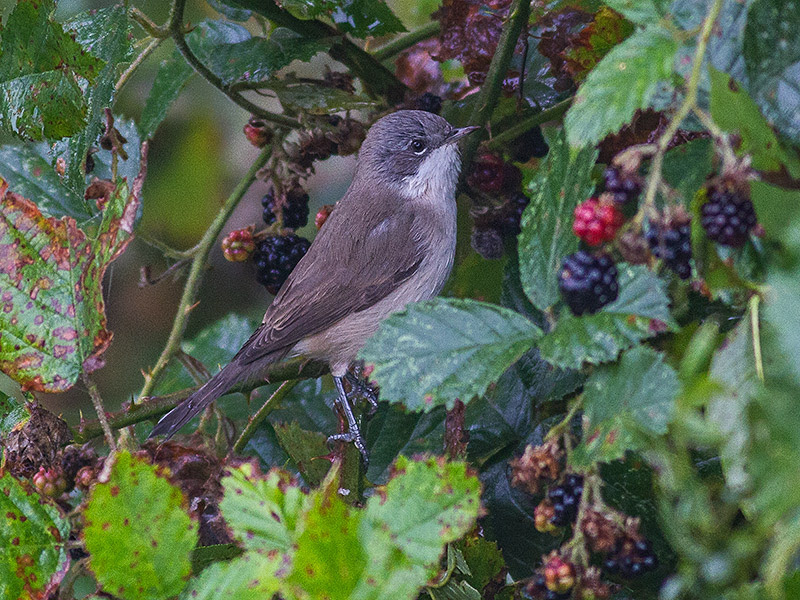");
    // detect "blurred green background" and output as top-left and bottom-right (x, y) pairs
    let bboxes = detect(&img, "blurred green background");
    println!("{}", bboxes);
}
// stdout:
(0, 0), (437, 420)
